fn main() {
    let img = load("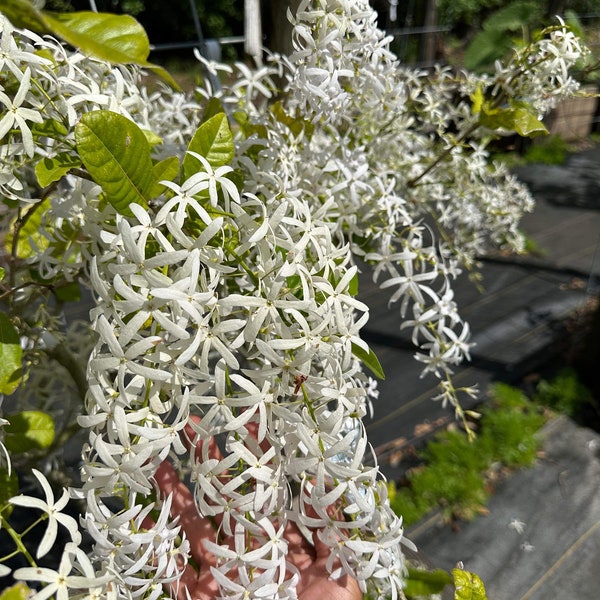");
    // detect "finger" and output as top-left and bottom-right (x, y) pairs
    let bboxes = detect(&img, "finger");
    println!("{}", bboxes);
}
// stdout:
(284, 519), (315, 554)
(153, 459), (219, 568)
(297, 496), (347, 561)
(183, 415), (224, 462)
